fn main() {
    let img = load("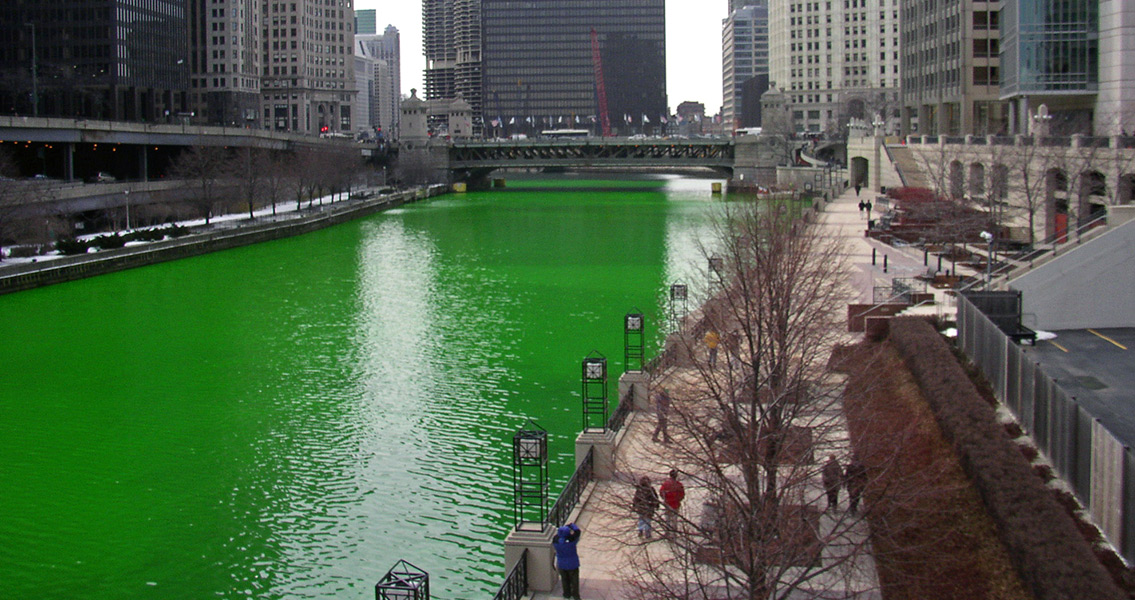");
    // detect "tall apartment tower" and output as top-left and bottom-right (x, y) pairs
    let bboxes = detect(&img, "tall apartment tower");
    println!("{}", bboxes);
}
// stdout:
(0, 1), (189, 122)
(723, 3), (770, 130)
(899, 0), (1005, 136)
(261, 0), (356, 135)
(358, 25), (401, 138)
(188, 0), (261, 126)
(423, 0), (457, 101)
(480, 0), (666, 134)
(768, 0), (901, 135)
